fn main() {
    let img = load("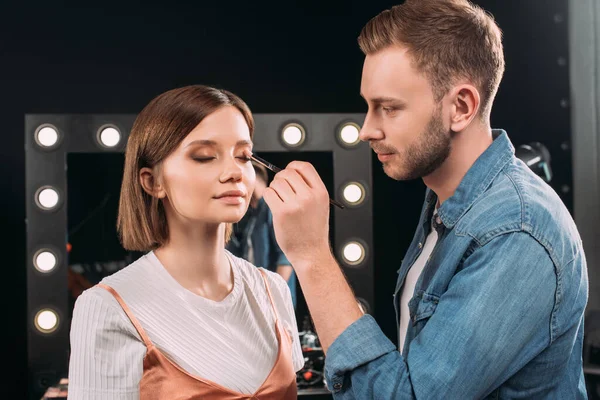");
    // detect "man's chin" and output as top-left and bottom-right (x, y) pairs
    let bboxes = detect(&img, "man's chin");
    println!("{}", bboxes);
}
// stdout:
(382, 164), (413, 181)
